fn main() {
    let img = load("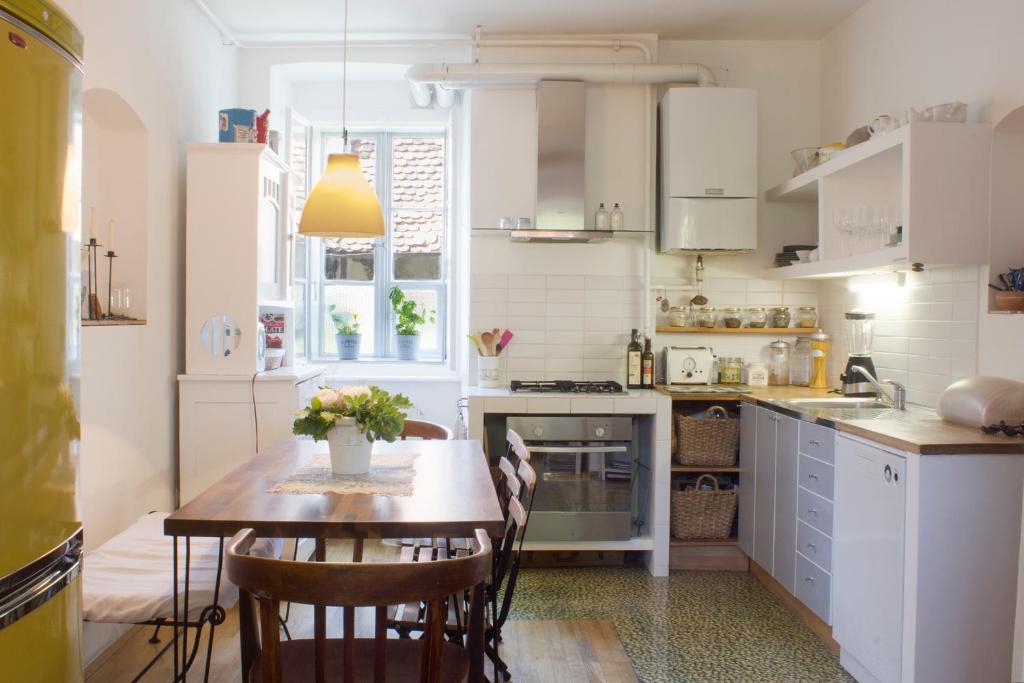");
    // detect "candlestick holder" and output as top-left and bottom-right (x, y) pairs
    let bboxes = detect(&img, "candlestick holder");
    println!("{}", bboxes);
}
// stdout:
(82, 238), (102, 320)
(104, 250), (117, 320)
